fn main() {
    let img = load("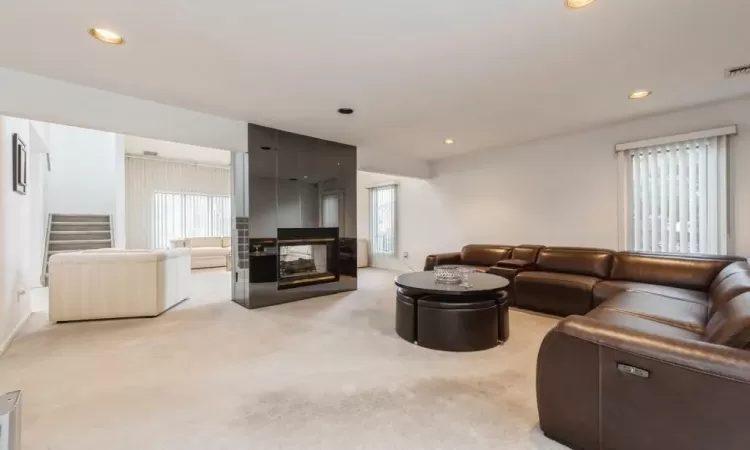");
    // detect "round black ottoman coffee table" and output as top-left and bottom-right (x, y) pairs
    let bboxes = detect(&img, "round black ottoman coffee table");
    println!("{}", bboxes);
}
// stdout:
(394, 271), (510, 352)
